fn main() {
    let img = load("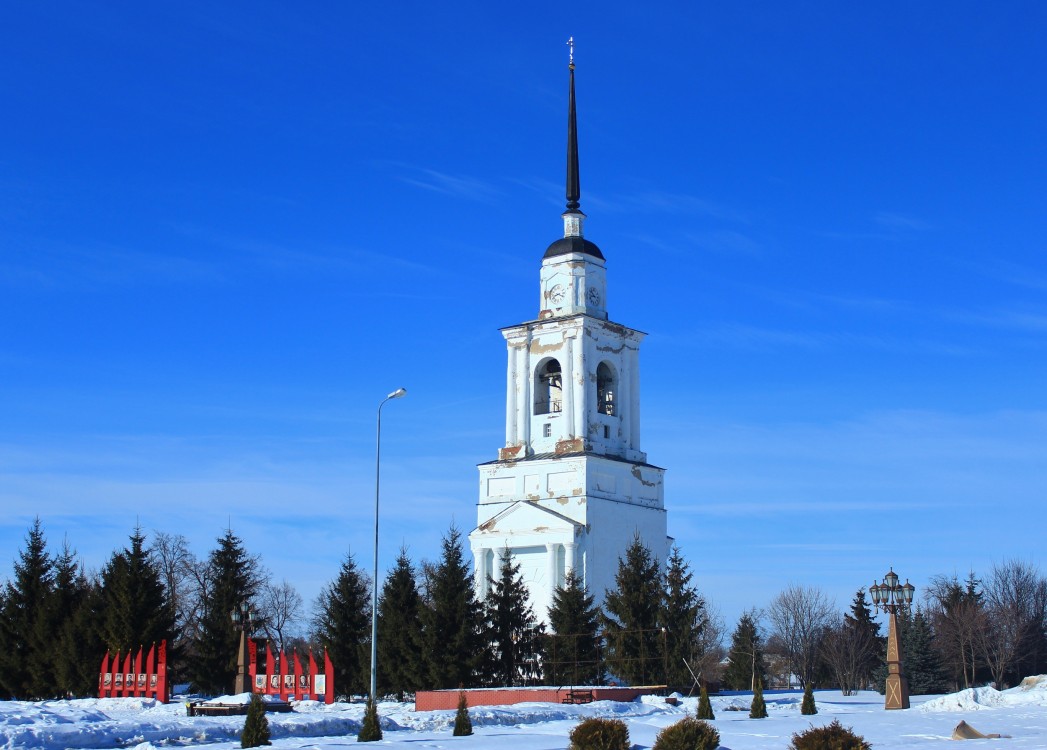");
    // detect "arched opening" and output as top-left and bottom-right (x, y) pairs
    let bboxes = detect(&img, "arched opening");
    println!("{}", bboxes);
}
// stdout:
(597, 362), (616, 416)
(535, 359), (563, 415)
